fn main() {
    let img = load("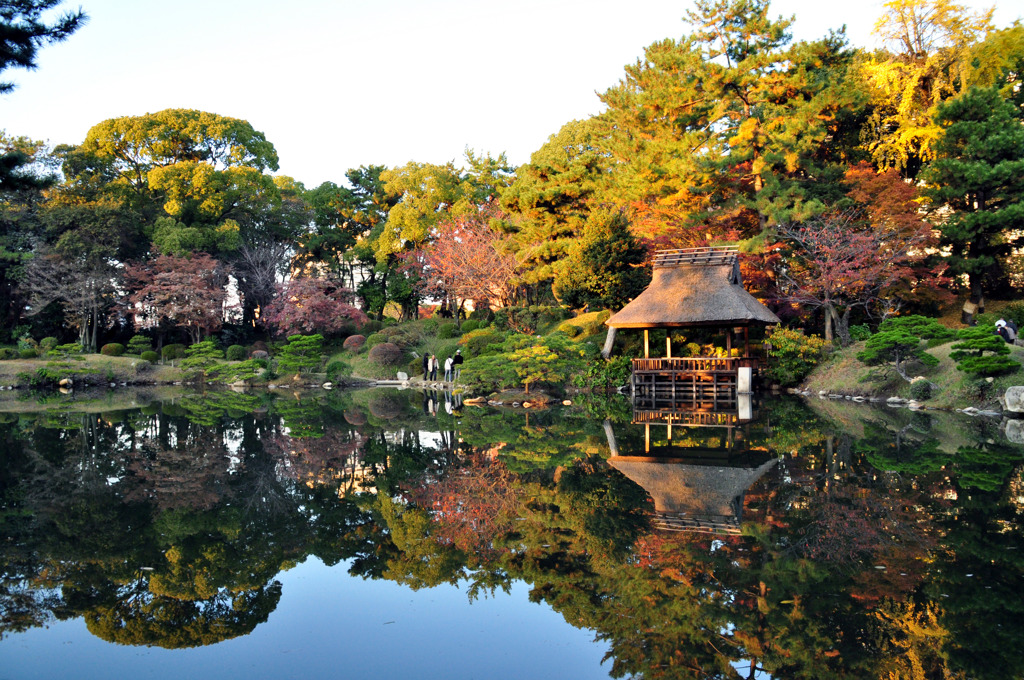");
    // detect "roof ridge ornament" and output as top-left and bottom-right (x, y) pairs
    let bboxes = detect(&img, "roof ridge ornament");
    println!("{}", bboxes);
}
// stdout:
(652, 246), (739, 269)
